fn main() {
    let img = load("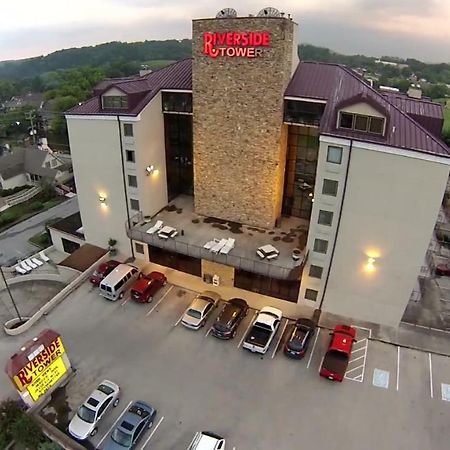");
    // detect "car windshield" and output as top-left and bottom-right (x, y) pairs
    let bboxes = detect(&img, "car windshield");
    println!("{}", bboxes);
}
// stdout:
(187, 308), (201, 319)
(77, 405), (96, 423)
(111, 428), (132, 447)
